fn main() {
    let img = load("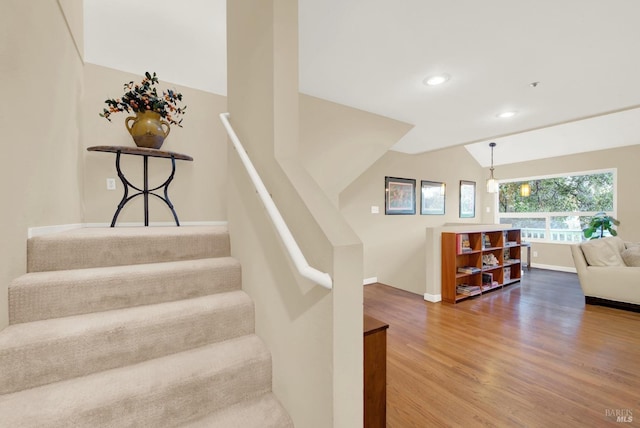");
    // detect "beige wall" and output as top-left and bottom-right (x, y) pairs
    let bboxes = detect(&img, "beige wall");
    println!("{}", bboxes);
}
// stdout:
(227, 2), (363, 427)
(341, 146), (487, 295)
(58, 0), (83, 56)
(495, 144), (640, 269)
(299, 95), (413, 205)
(341, 142), (640, 296)
(0, 0), (85, 329)
(82, 64), (228, 224)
